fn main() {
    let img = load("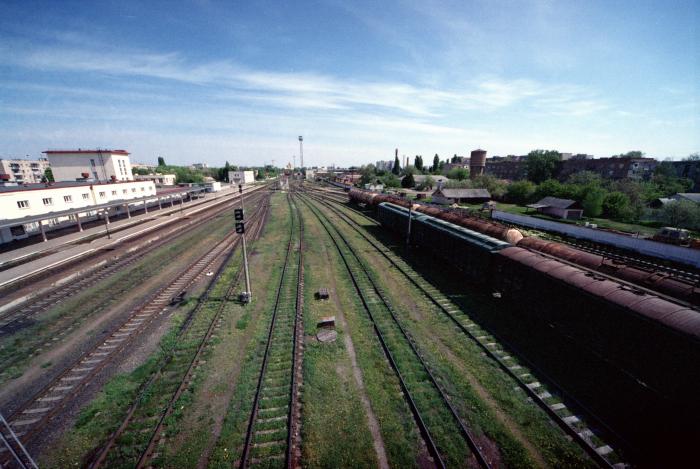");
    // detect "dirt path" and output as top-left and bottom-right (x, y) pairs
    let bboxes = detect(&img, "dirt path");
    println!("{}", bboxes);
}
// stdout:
(322, 231), (390, 469)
